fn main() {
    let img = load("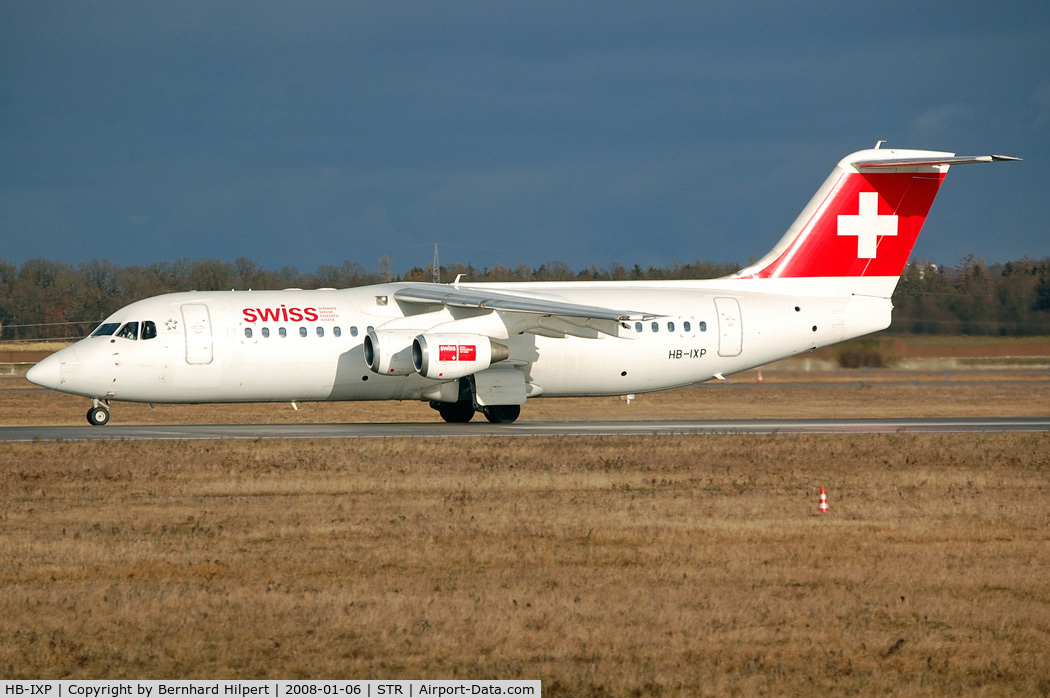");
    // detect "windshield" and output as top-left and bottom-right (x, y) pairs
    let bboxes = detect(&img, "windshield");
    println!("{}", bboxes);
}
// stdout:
(91, 322), (121, 337)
